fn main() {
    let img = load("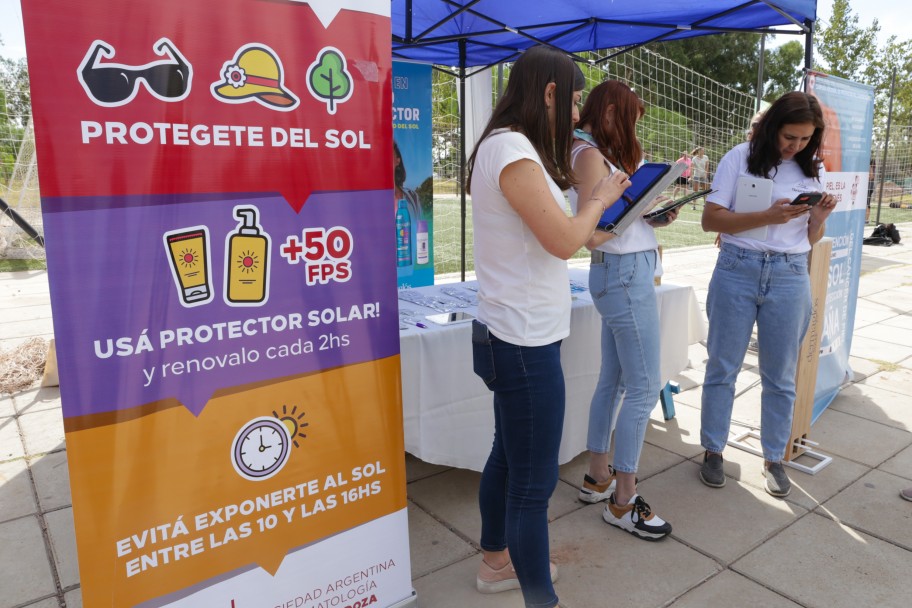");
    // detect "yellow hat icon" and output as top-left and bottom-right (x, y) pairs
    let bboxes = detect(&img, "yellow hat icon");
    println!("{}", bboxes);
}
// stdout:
(212, 44), (299, 110)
